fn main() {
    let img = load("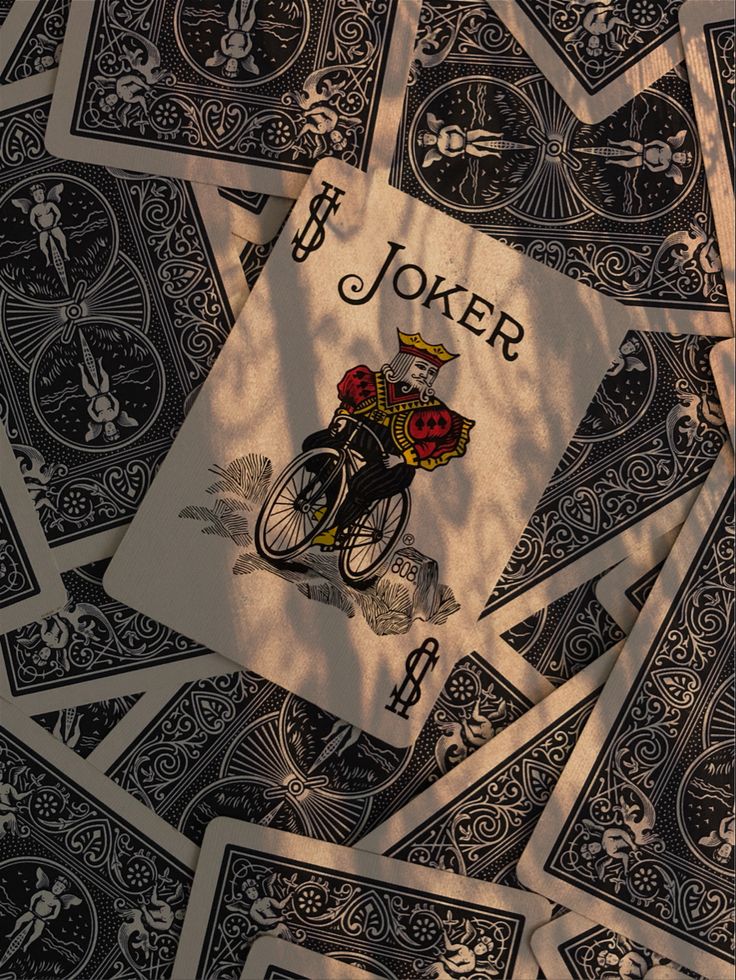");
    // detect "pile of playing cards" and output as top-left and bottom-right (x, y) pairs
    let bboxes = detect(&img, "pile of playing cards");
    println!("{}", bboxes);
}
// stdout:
(0, 1), (733, 978)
